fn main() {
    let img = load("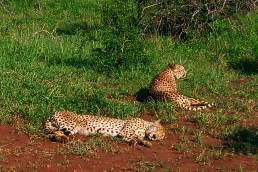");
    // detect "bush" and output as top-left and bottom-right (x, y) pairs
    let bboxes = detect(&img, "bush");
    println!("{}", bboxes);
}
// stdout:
(137, 0), (257, 39)
(92, 0), (150, 73)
